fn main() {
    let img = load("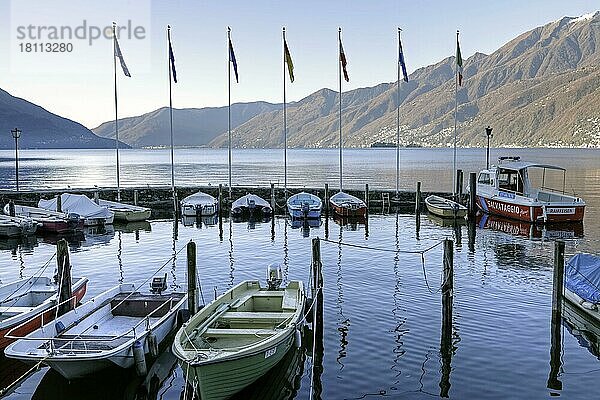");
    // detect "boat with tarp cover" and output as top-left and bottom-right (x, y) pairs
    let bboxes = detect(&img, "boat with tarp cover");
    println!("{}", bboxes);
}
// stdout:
(564, 253), (600, 324)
